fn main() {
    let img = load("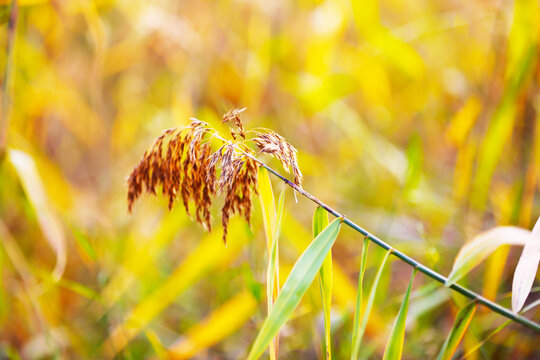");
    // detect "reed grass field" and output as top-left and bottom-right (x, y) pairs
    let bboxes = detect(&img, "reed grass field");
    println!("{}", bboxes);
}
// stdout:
(0, 0), (540, 359)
